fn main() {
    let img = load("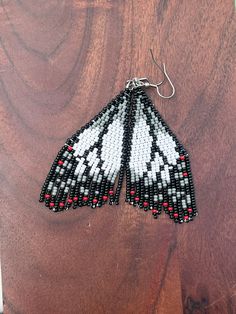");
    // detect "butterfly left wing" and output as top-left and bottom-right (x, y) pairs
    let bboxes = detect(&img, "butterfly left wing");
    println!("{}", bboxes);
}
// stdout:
(39, 89), (131, 211)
